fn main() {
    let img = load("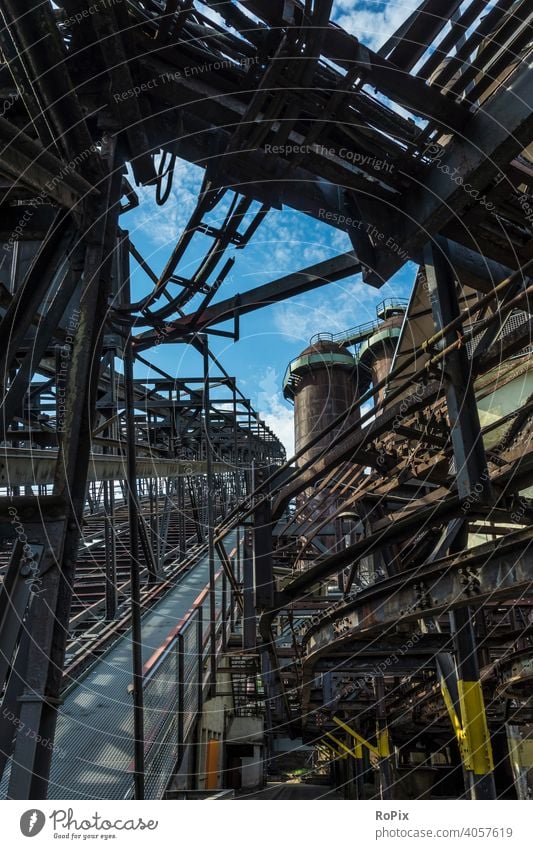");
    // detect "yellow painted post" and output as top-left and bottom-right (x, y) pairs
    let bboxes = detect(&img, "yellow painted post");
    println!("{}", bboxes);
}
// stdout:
(457, 680), (494, 776)
(451, 608), (496, 798)
(205, 738), (220, 791)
